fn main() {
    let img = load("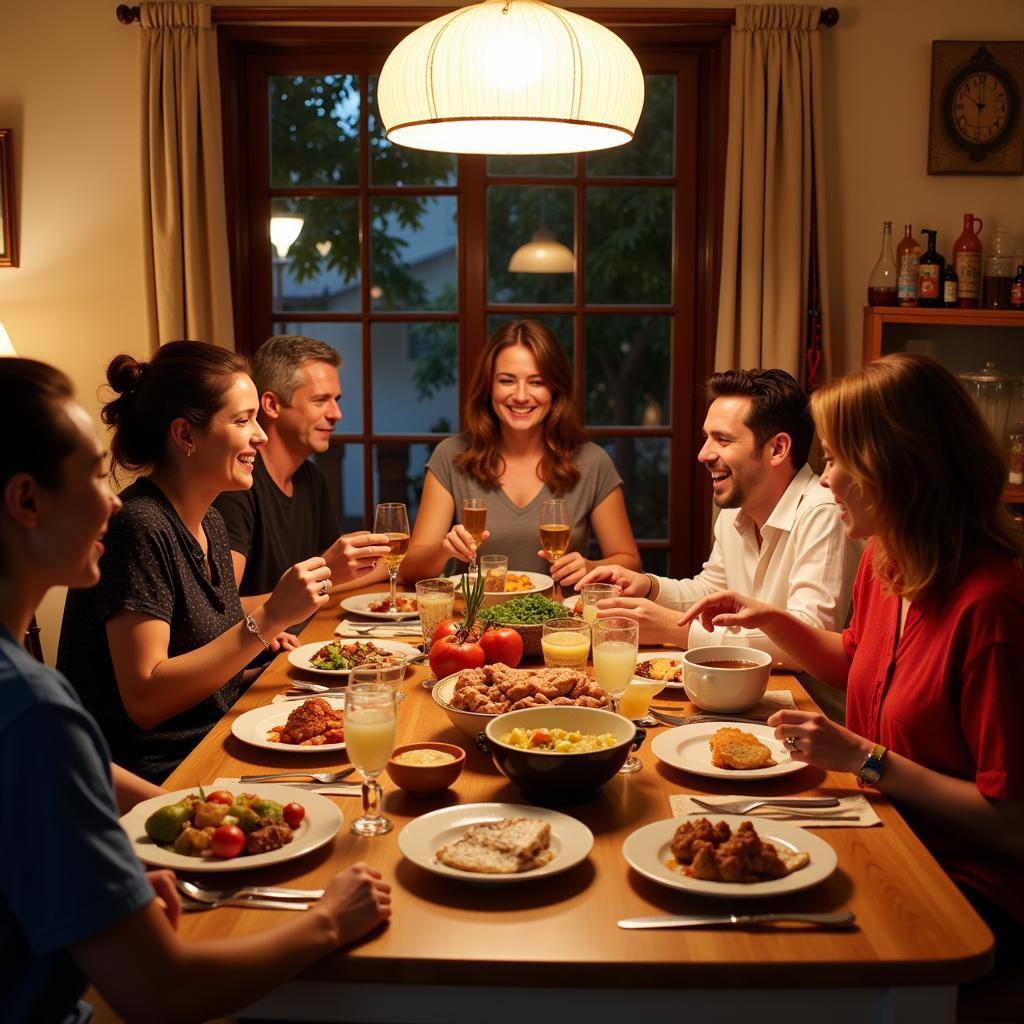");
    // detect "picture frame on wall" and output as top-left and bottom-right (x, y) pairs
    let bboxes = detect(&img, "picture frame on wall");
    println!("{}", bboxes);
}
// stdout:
(0, 129), (17, 267)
